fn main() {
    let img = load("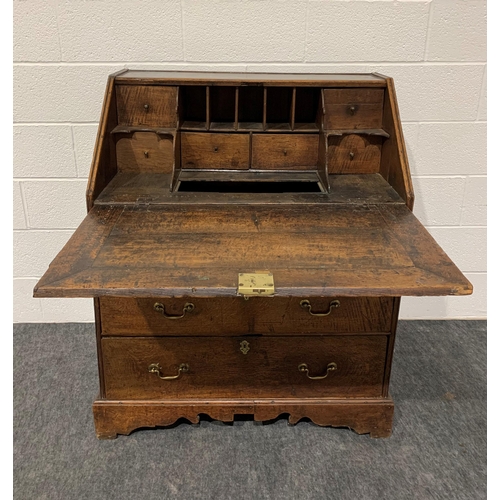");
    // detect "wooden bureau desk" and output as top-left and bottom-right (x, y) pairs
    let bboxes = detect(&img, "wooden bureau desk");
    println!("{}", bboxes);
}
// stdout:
(34, 70), (472, 439)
